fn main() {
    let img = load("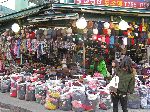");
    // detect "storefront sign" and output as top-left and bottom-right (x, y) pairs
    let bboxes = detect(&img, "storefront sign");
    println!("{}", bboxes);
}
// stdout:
(74, 0), (149, 9)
